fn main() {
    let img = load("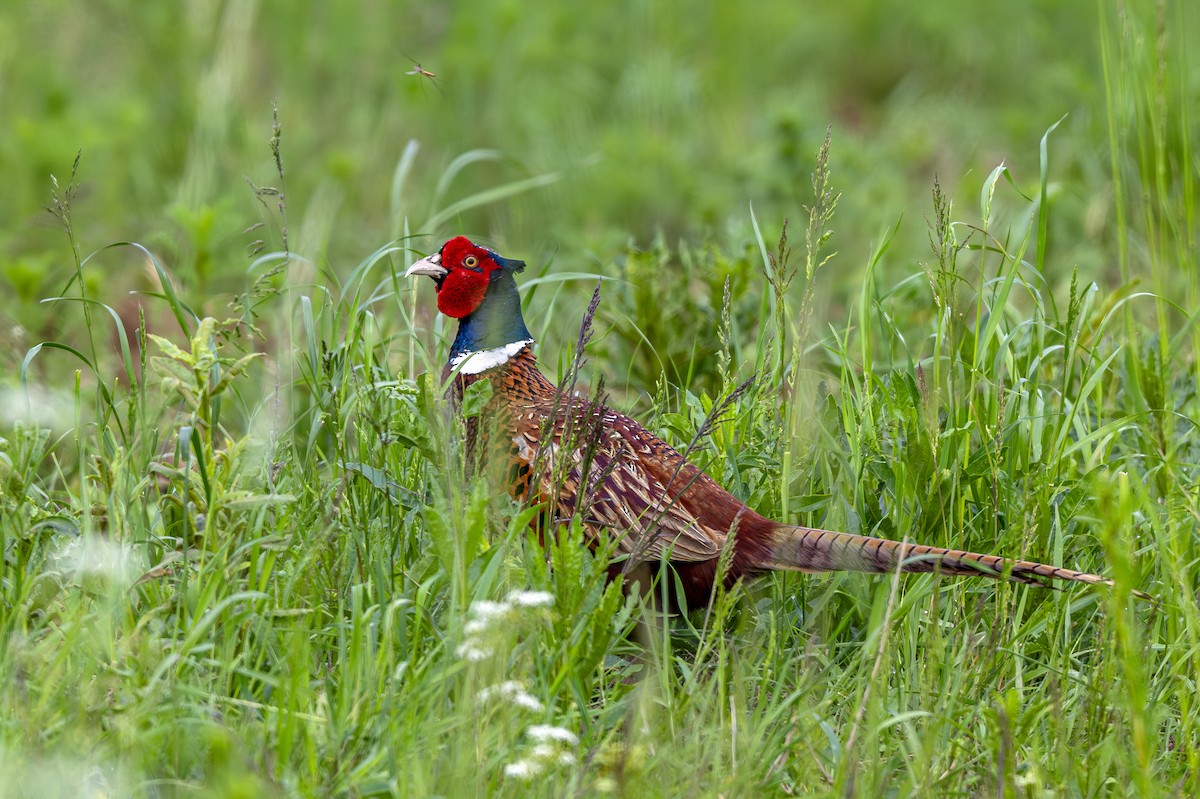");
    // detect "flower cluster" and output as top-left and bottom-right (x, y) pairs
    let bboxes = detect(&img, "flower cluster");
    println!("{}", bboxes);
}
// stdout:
(476, 681), (543, 712)
(502, 725), (579, 779)
(455, 590), (555, 662)
(453, 590), (572, 780)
